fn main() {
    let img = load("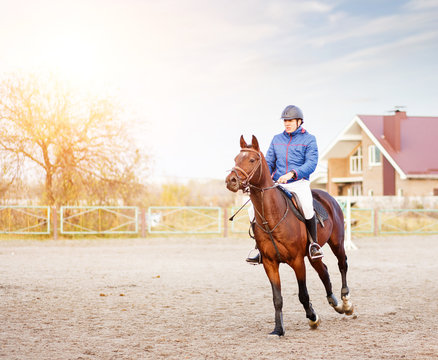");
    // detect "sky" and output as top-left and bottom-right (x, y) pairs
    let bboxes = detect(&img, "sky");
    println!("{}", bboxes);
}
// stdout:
(1, 0), (437, 183)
